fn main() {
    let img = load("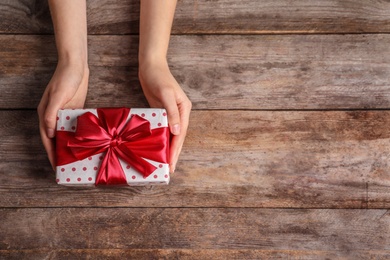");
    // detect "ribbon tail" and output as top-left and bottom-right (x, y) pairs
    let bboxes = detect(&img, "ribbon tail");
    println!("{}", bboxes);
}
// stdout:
(56, 131), (80, 166)
(117, 145), (157, 178)
(95, 150), (128, 186)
